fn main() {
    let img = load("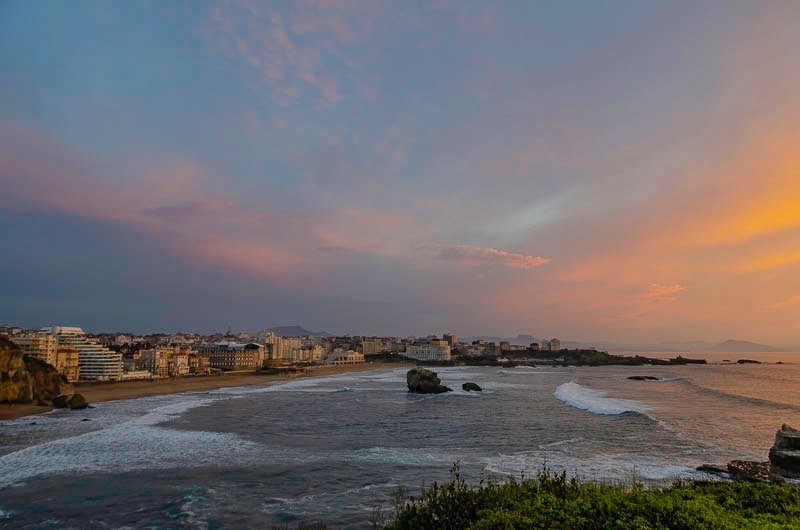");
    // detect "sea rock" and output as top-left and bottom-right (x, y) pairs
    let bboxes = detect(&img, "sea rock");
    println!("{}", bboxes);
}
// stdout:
(462, 382), (482, 392)
(52, 394), (71, 408)
(0, 337), (71, 404)
(627, 376), (659, 381)
(769, 424), (800, 478)
(696, 464), (727, 475)
(727, 460), (770, 482)
(737, 359), (761, 364)
(67, 393), (89, 410)
(406, 368), (451, 394)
